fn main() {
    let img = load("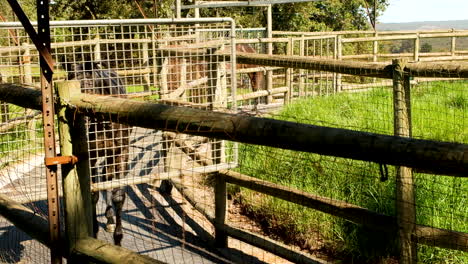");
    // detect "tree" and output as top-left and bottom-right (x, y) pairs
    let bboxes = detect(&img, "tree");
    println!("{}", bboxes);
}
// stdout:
(4, 0), (389, 33)
(420, 42), (433, 53)
(271, 0), (389, 32)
